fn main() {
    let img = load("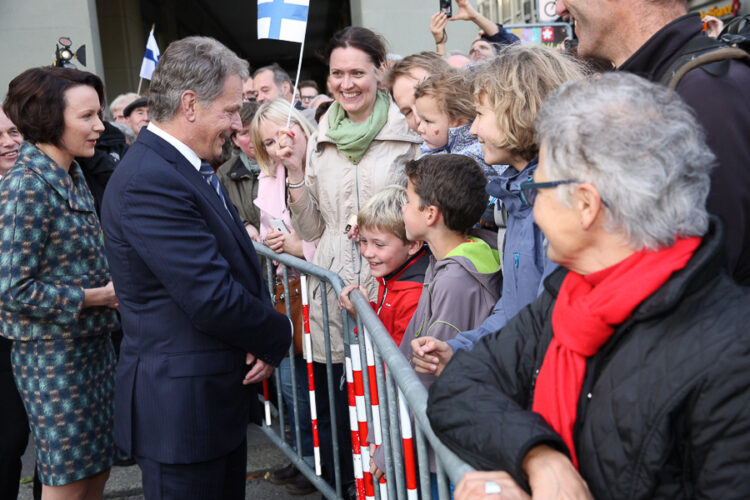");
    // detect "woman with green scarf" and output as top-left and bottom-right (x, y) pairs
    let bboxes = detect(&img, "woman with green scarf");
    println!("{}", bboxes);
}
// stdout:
(287, 26), (421, 492)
